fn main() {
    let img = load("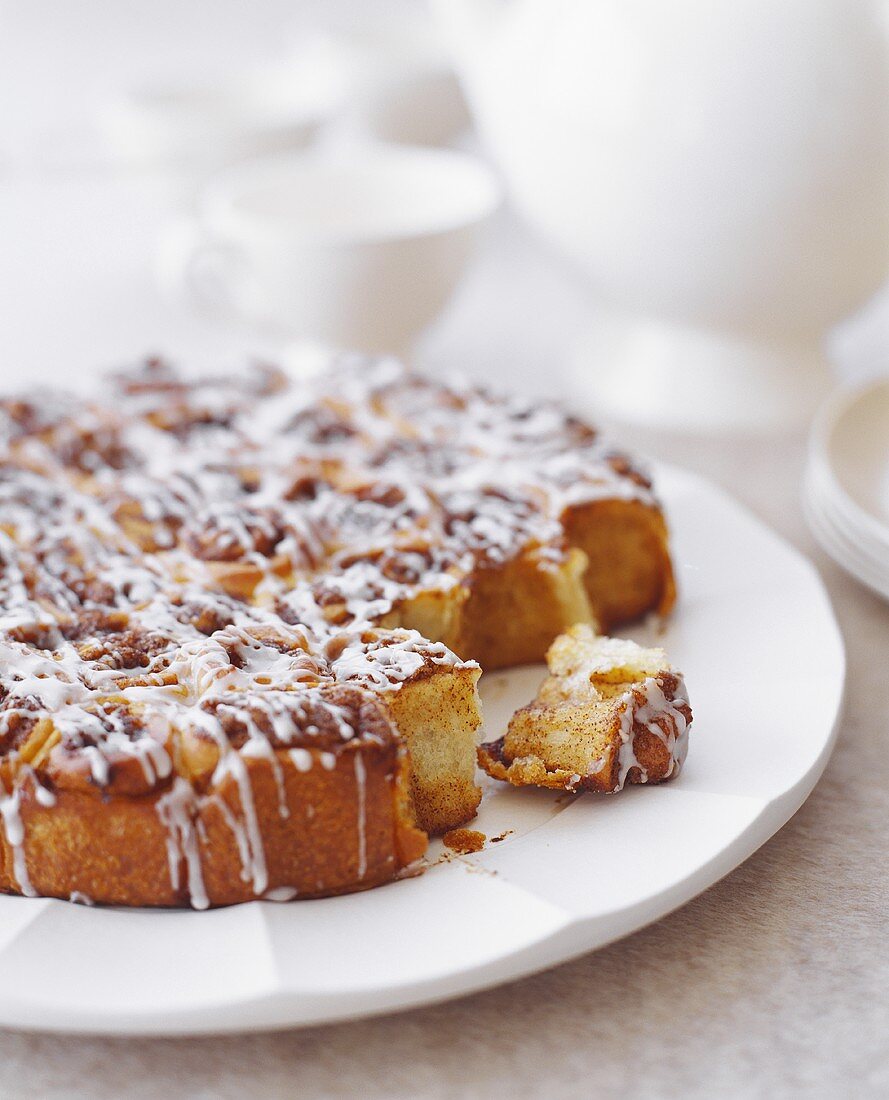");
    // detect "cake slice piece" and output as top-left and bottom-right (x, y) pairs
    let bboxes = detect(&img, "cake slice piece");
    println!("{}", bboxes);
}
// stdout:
(478, 625), (691, 793)
(327, 628), (484, 834)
